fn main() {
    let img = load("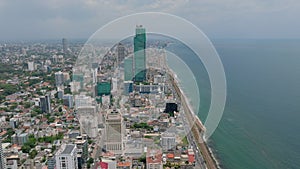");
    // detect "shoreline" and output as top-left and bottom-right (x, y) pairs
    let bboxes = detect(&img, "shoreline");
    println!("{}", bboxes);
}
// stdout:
(167, 68), (220, 169)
